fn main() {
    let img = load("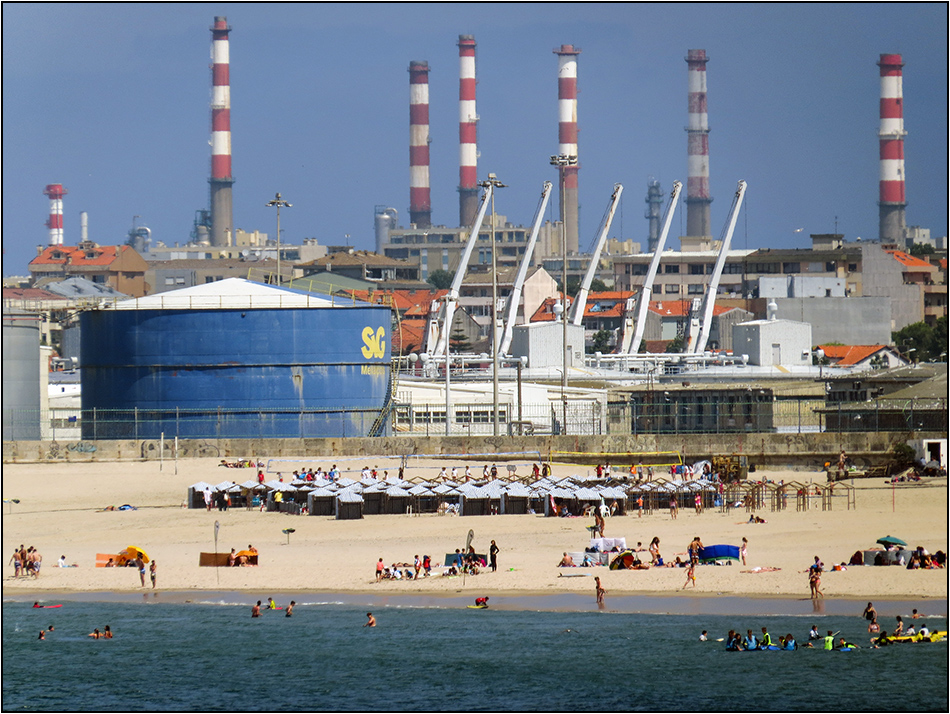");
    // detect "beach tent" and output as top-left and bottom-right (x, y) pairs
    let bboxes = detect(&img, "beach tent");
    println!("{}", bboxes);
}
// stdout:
(187, 481), (214, 509)
(306, 487), (337, 516)
(335, 489), (364, 520)
(502, 482), (532, 514)
(383, 485), (411, 514)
